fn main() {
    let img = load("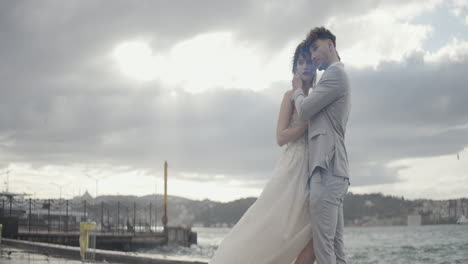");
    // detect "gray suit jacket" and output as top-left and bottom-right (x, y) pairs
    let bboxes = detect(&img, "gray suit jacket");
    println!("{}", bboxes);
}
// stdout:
(291, 62), (351, 179)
